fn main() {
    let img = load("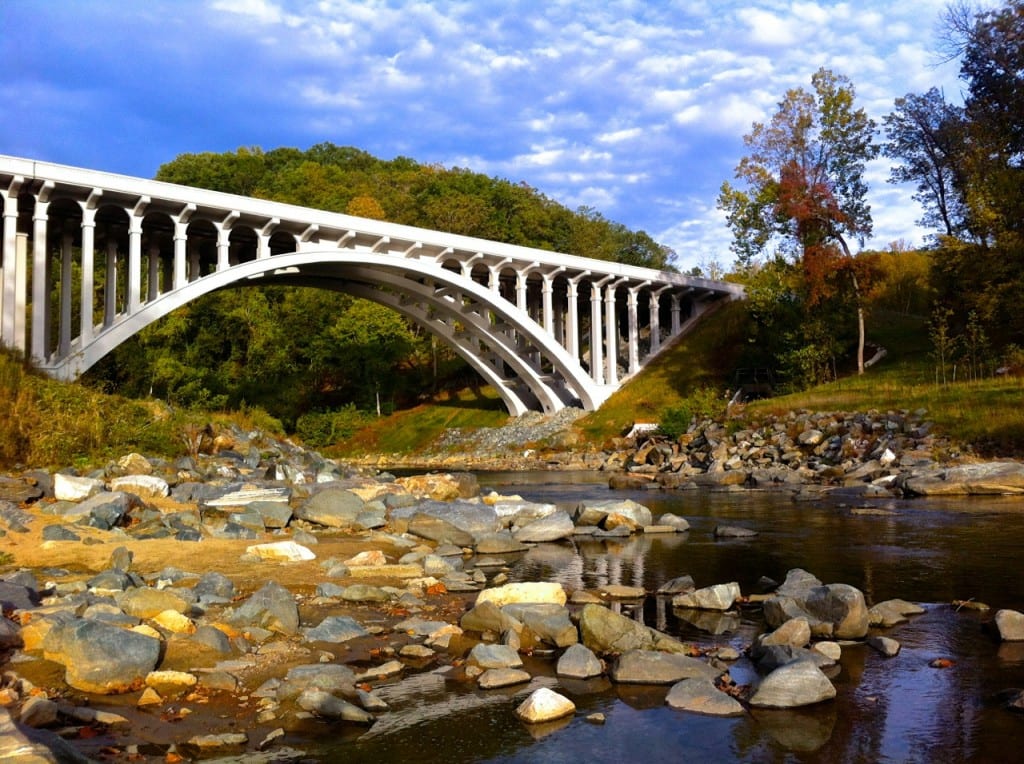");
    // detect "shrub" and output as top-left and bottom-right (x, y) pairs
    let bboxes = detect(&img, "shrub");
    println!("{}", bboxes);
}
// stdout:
(295, 405), (371, 449)
(658, 387), (725, 439)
